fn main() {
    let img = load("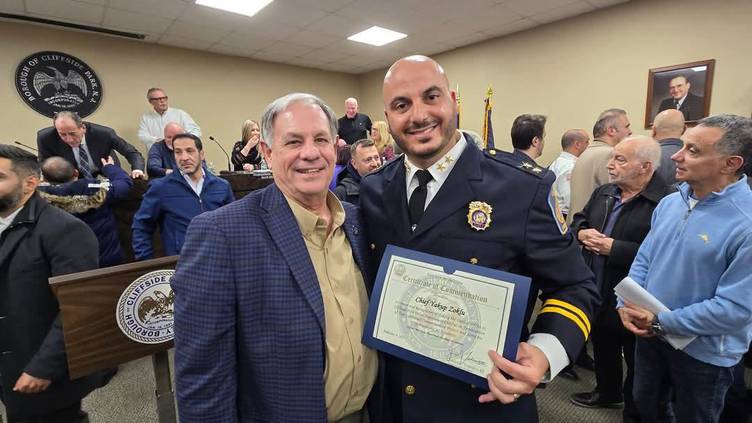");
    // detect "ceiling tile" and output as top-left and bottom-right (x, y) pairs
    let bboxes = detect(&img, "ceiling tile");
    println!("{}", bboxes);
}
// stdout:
(481, 17), (538, 37)
(217, 32), (277, 50)
(0, 0), (24, 12)
(177, 3), (250, 27)
(258, 41), (315, 57)
(102, 8), (173, 35)
(299, 48), (352, 63)
(252, 1), (328, 28)
(26, 0), (105, 25)
(107, 0), (188, 20)
(286, 0), (355, 13)
(304, 13), (369, 37)
(165, 21), (231, 43)
(501, 0), (580, 16)
(249, 50), (299, 63)
(283, 29), (341, 49)
(531, 0), (595, 24)
(232, 19), (301, 40)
